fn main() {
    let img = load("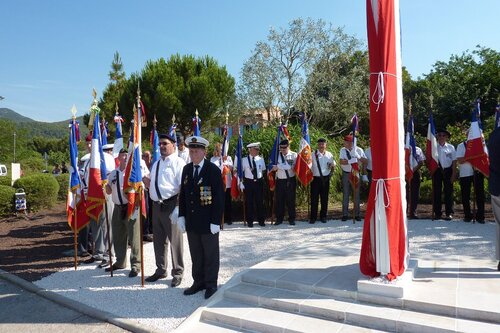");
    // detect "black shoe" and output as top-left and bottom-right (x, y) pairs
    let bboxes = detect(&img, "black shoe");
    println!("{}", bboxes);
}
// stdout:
(463, 217), (472, 222)
(204, 287), (217, 299)
(259, 222), (266, 227)
(247, 223), (254, 228)
(225, 221), (232, 225)
(145, 272), (167, 282)
(289, 221), (295, 225)
(274, 220), (282, 225)
(355, 216), (362, 221)
(143, 234), (153, 242)
(320, 219), (327, 223)
(497, 261), (500, 271)
(309, 220), (316, 224)
(171, 277), (182, 287)
(341, 216), (348, 221)
(409, 215), (419, 220)
(477, 220), (485, 224)
(444, 215), (453, 221)
(105, 263), (125, 272)
(129, 268), (139, 277)
(98, 259), (110, 268)
(83, 257), (96, 264)
(183, 284), (205, 295)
